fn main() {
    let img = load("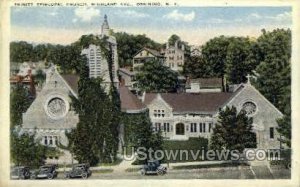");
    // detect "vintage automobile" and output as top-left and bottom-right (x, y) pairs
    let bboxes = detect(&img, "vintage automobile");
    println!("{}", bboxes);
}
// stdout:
(140, 160), (167, 175)
(31, 164), (58, 179)
(64, 164), (92, 179)
(10, 166), (31, 180)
